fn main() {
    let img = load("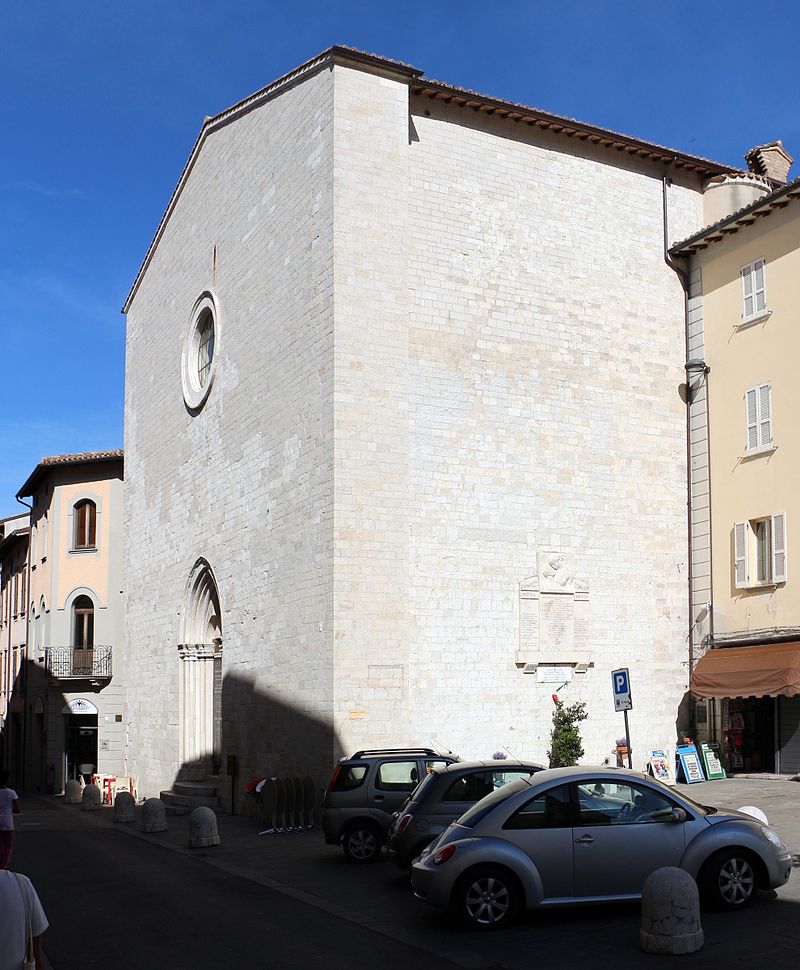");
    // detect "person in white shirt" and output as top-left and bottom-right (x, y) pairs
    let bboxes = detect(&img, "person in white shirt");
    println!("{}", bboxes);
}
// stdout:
(0, 869), (48, 970)
(0, 770), (19, 869)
